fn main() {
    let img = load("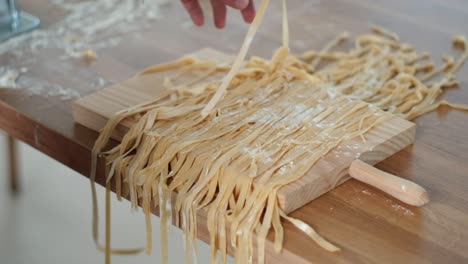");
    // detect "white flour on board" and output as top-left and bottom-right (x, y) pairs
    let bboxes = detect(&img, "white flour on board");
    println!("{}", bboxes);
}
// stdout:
(391, 204), (415, 216)
(0, 0), (171, 99)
